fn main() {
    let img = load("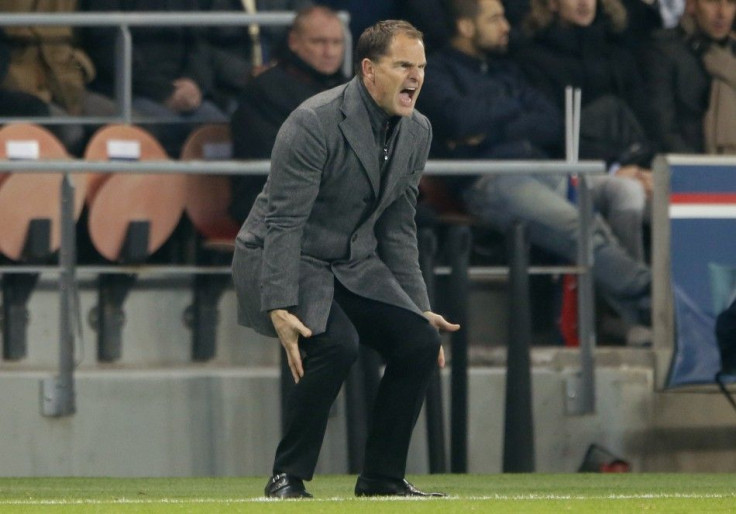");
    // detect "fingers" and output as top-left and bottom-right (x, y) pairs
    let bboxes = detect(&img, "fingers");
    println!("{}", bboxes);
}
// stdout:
(284, 340), (304, 384)
(424, 311), (461, 332)
(440, 318), (461, 332)
(434, 314), (461, 332)
(270, 310), (311, 383)
(292, 318), (313, 339)
(438, 345), (445, 368)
